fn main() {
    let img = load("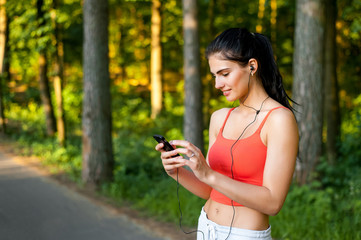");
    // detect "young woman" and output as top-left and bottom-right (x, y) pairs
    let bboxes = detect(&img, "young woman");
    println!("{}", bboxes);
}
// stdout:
(155, 28), (299, 240)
